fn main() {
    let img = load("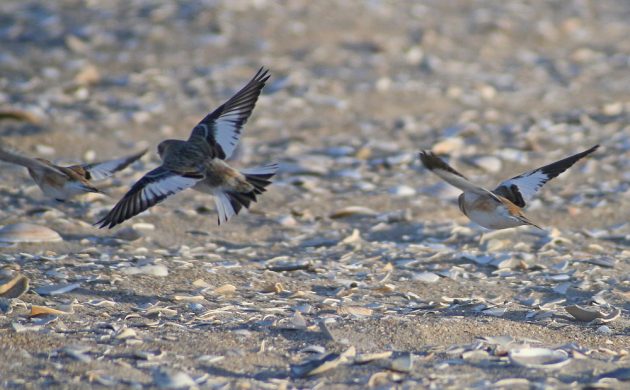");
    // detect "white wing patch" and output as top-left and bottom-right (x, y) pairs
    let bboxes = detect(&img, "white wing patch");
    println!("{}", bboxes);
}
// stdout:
(496, 170), (548, 204)
(213, 190), (236, 225)
(240, 163), (279, 176)
(213, 111), (246, 159)
(139, 173), (199, 203)
(96, 167), (202, 229)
